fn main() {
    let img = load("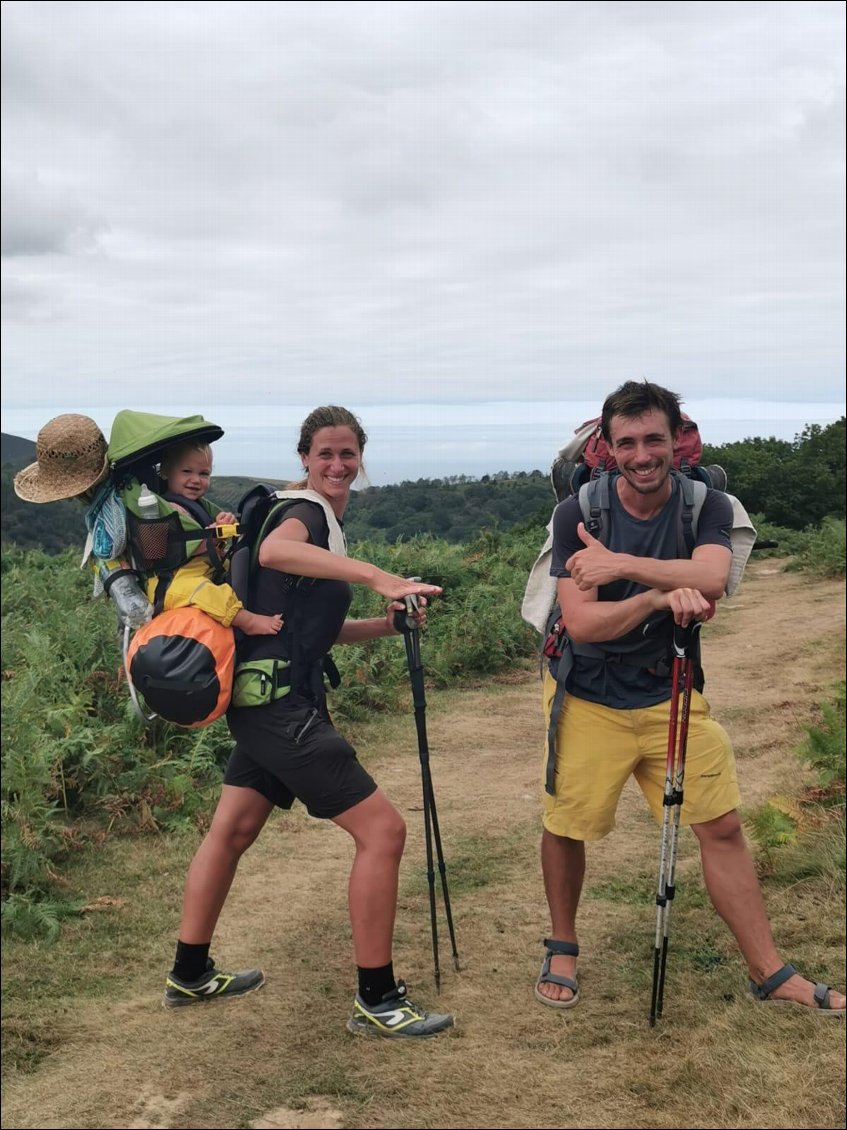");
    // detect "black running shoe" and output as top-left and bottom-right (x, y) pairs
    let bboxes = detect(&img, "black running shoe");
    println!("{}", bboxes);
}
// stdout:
(163, 959), (265, 1009)
(347, 981), (454, 1038)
